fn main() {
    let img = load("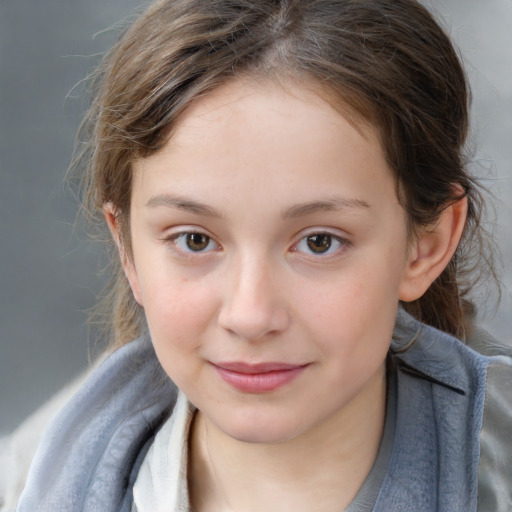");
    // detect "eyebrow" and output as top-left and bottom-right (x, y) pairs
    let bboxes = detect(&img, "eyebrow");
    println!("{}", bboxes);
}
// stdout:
(282, 196), (370, 219)
(145, 193), (370, 219)
(146, 194), (222, 218)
